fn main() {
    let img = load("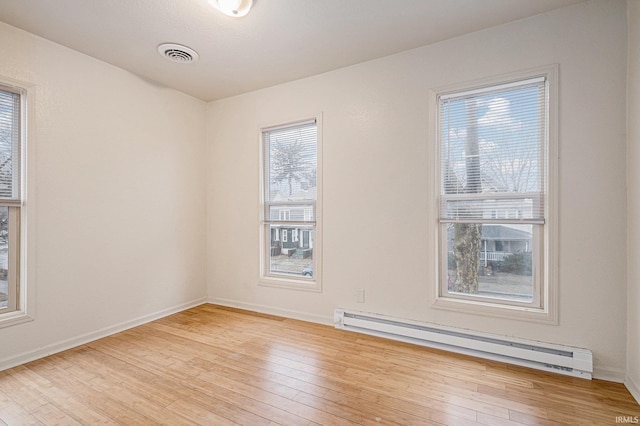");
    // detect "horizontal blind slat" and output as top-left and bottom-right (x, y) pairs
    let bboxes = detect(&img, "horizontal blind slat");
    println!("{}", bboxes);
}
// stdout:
(262, 120), (318, 241)
(0, 87), (21, 201)
(439, 77), (546, 223)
